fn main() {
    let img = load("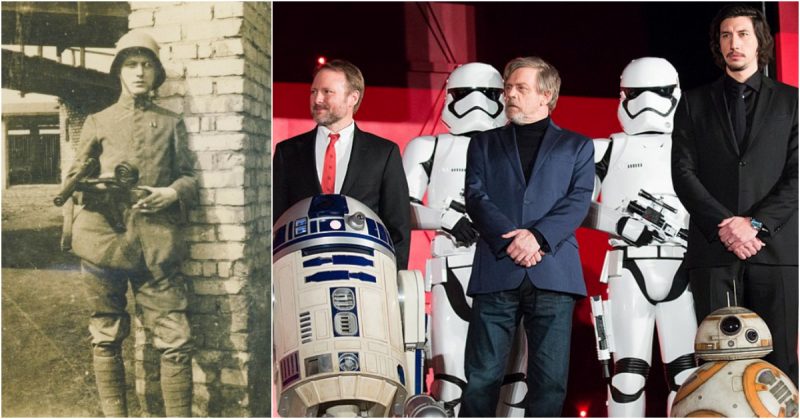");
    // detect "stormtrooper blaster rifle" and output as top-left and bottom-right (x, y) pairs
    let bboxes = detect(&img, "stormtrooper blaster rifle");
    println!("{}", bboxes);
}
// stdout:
(590, 295), (615, 379)
(623, 189), (689, 247)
